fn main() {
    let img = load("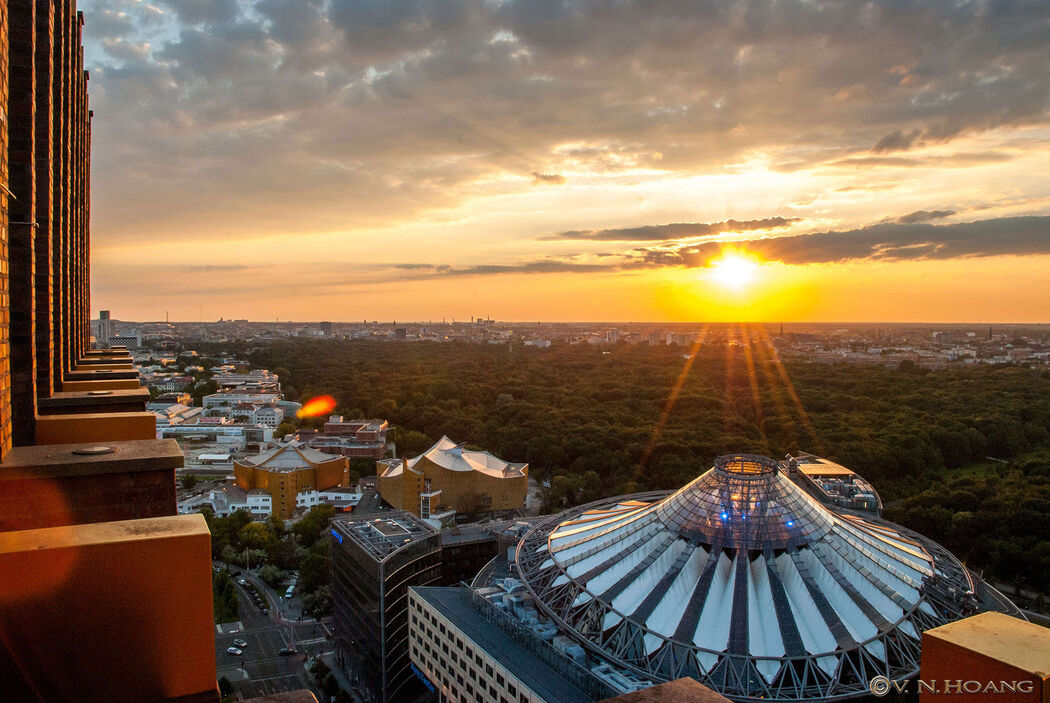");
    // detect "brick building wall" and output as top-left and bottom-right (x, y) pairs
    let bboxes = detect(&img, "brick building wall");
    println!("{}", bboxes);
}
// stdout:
(33, 0), (54, 399)
(49, 0), (69, 390)
(1, 0), (97, 457)
(0, 0), (11, 460)
(8, 0), (38, 446)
